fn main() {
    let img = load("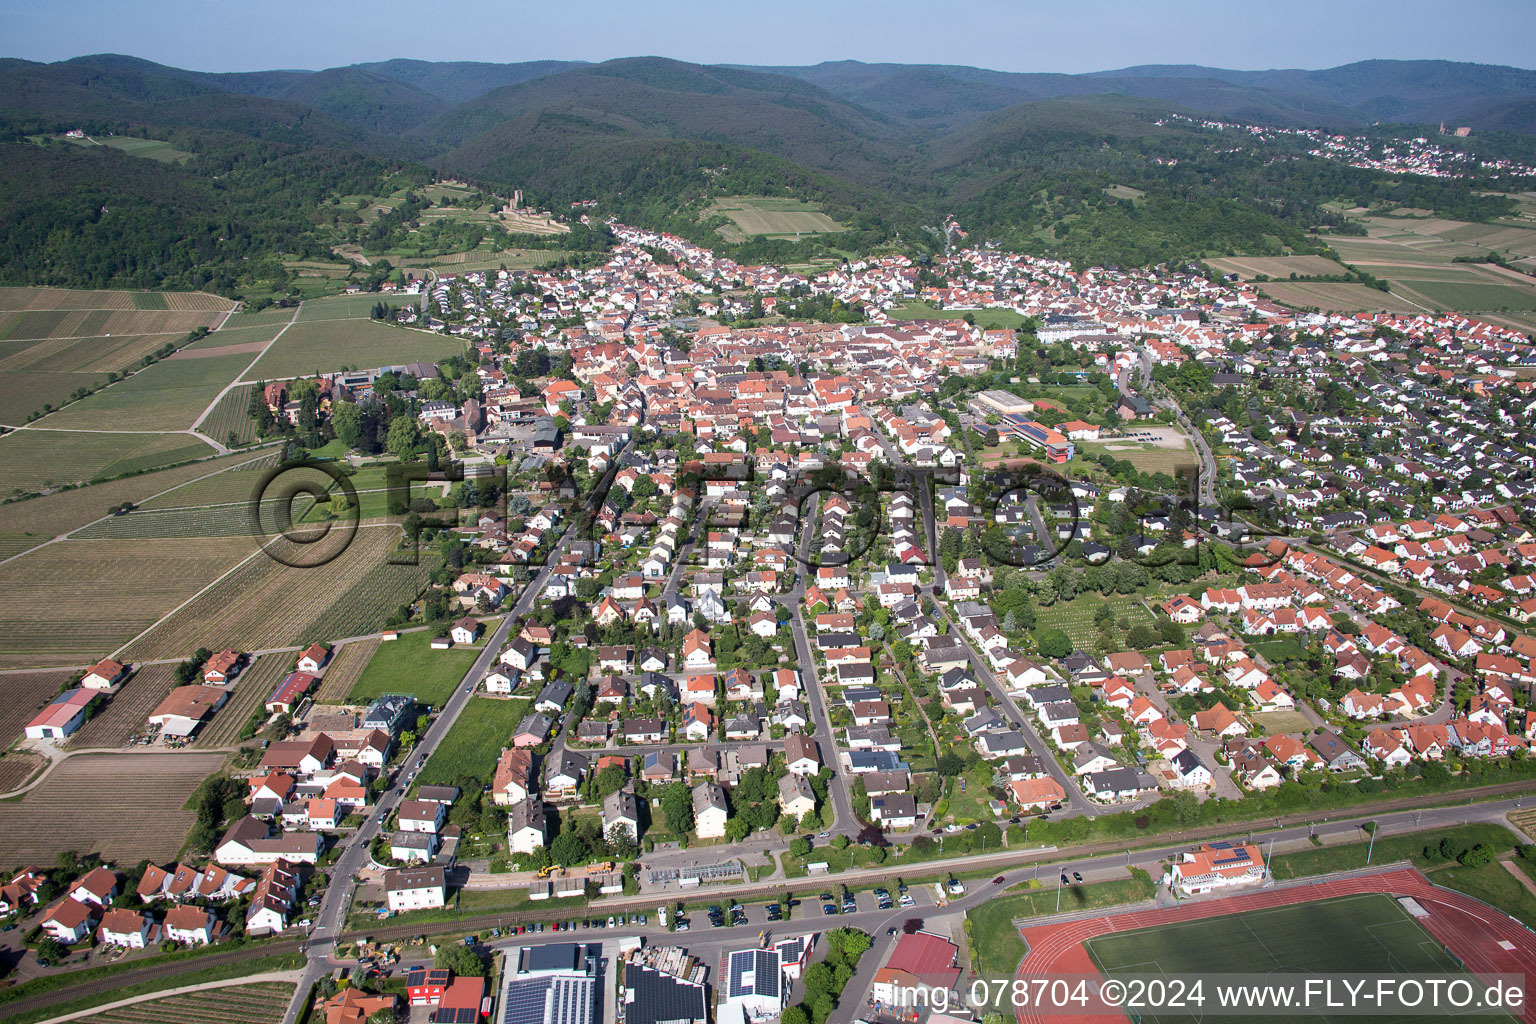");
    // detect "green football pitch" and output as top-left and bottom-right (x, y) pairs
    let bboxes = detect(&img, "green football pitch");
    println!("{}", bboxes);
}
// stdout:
(1084, 893), (1505, 1023)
